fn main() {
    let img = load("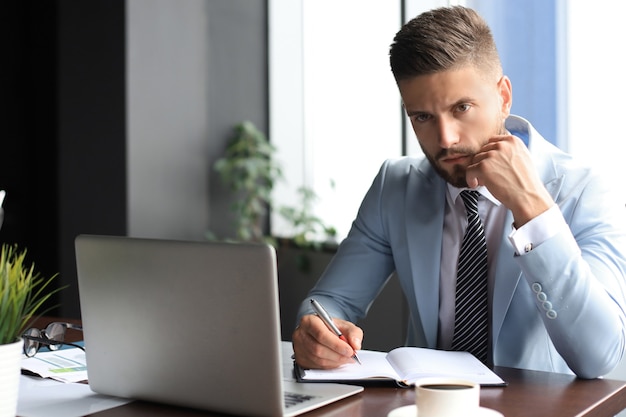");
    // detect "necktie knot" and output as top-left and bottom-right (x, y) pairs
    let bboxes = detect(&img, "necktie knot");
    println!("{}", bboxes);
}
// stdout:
(460, 190), (480, 216)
